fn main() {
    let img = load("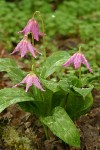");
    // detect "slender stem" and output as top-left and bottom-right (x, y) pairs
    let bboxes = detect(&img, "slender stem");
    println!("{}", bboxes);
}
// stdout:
(32, 34), (34, 46)
(39, 14), (46, 61)
(79, 45), (82, 52)
(79, 65), (81, 80)
(78, 45), (82, 80)
(33, 11), (40, 18)
(32, 64), (34, 72)
(31, 59), (37, 74)
(33, 11), (46, 61)
(39, 117), (49, 139)
(43, 124), (49, 139)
